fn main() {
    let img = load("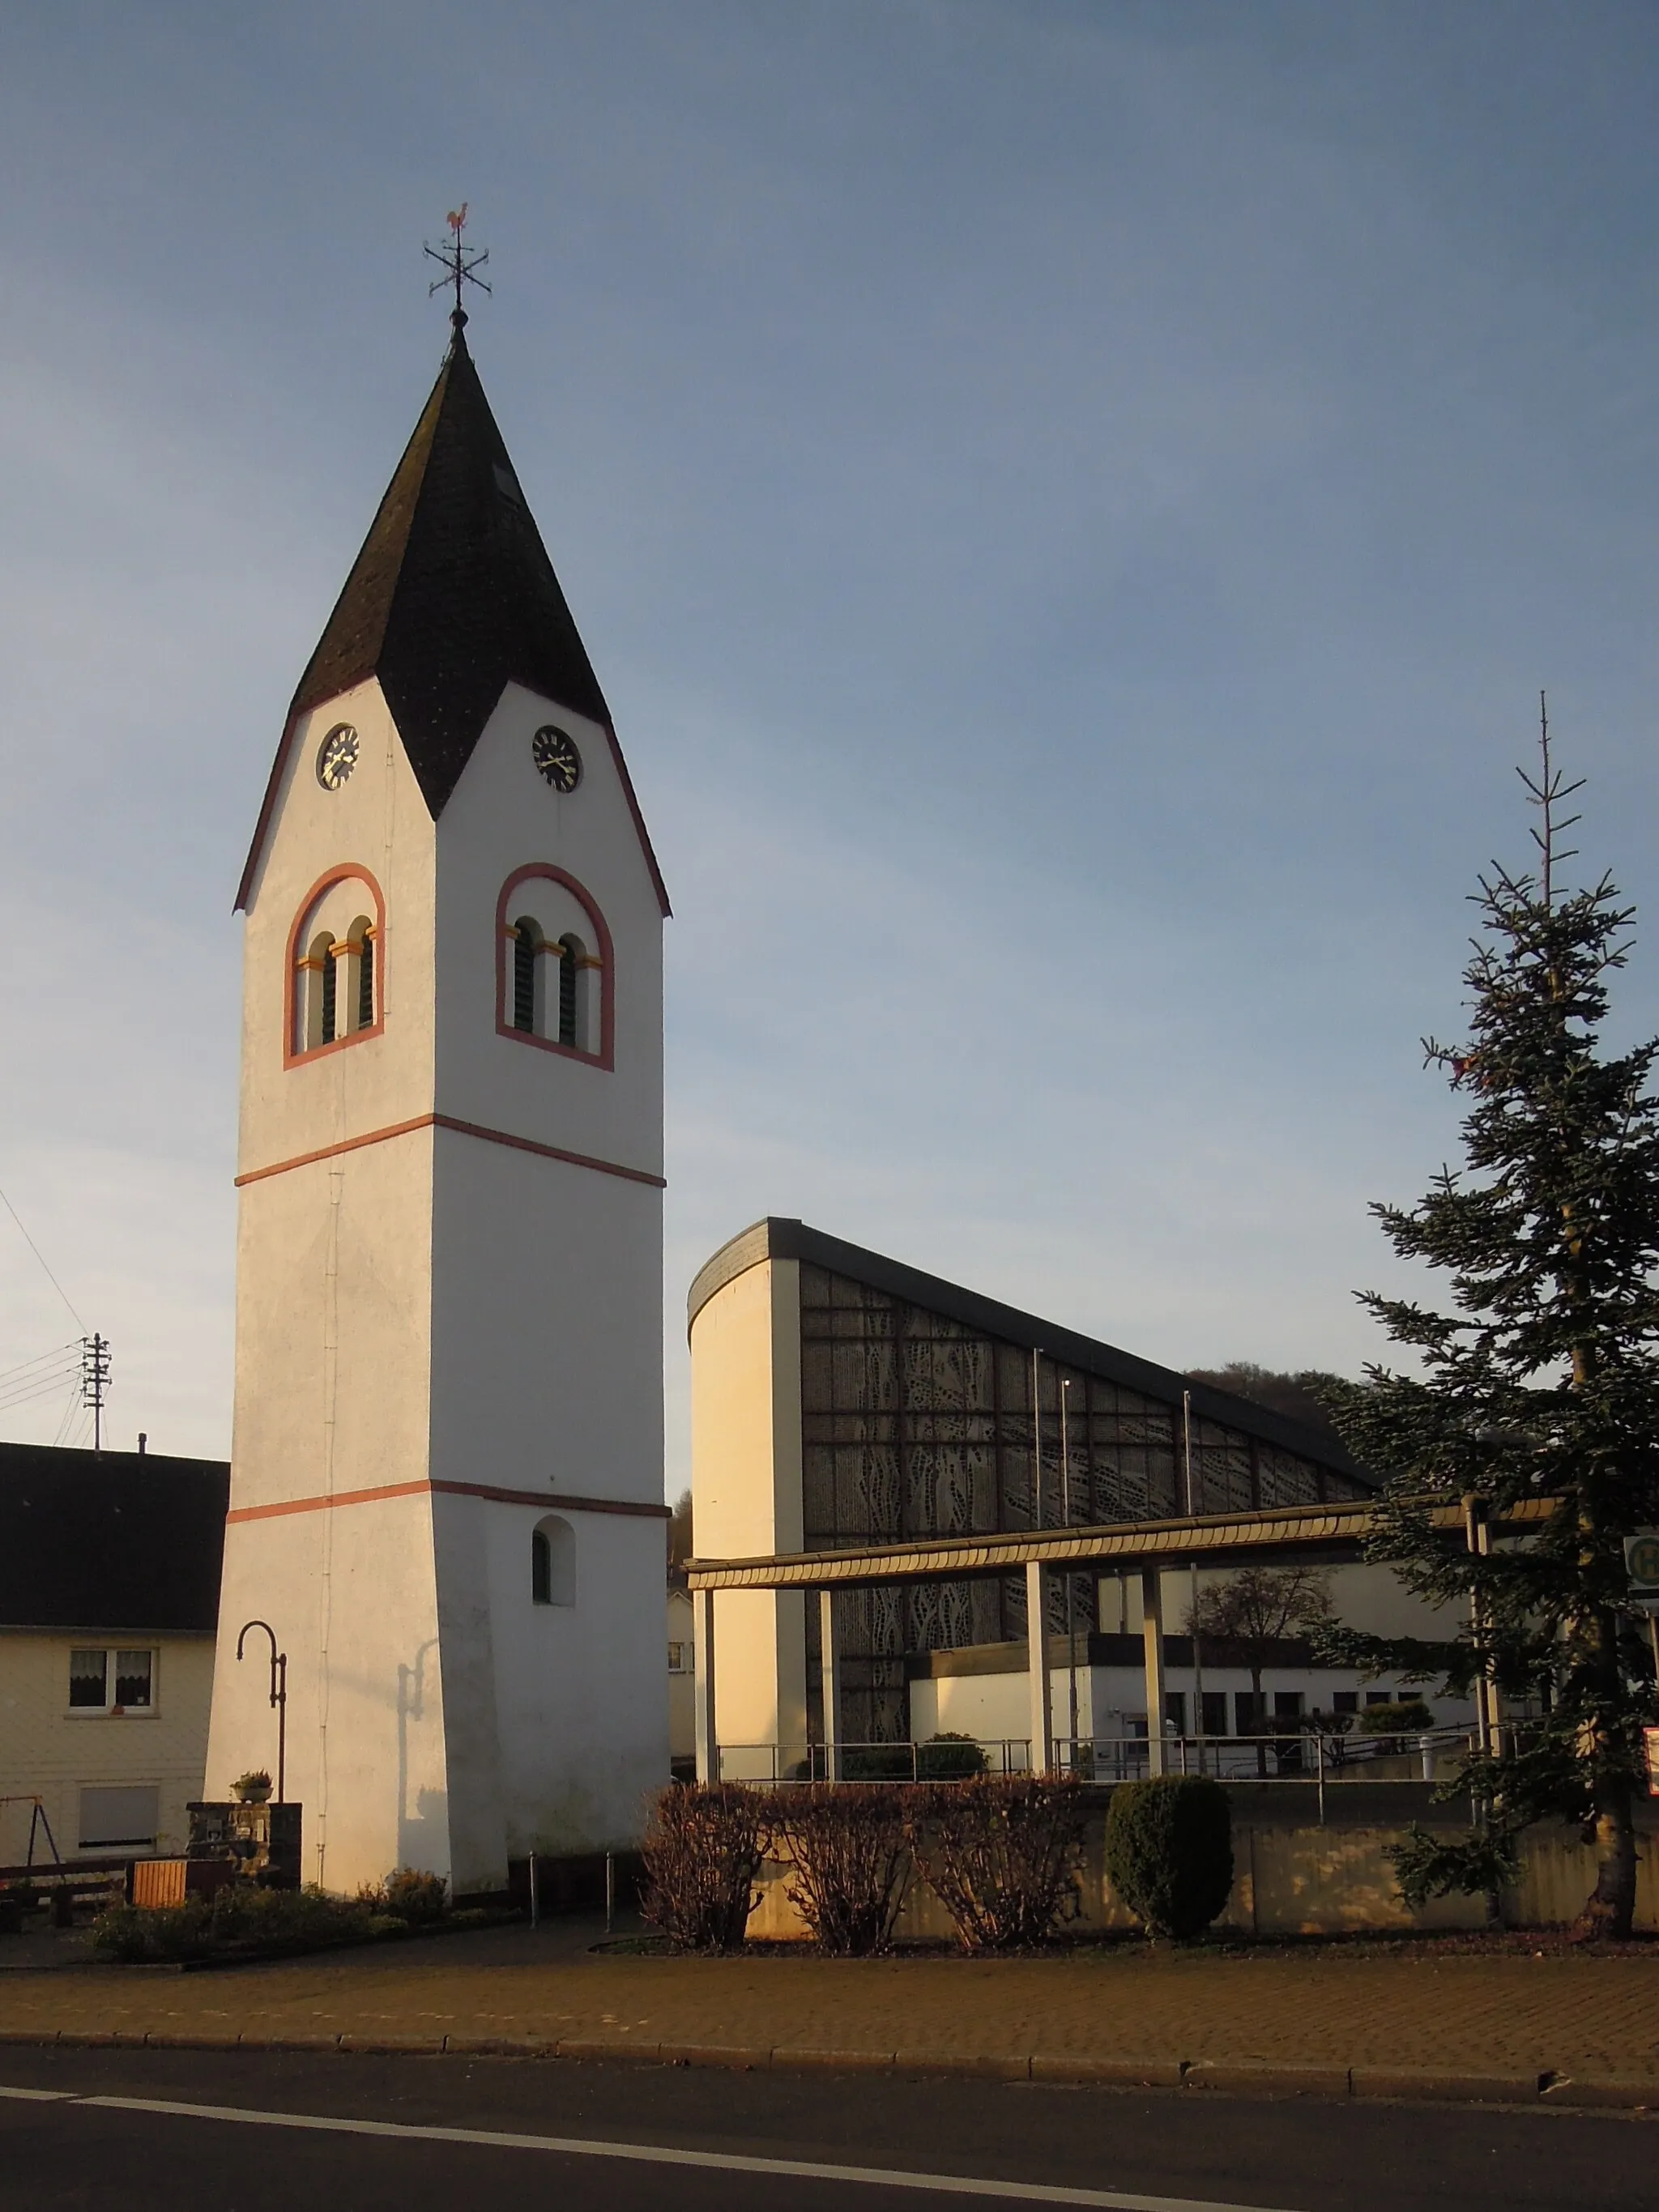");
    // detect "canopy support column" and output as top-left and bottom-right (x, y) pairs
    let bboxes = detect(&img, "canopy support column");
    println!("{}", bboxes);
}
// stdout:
(1141, 1566), (1166, 1777)
(819, 1588), (840, 1783)
(1026, 1560), (1052, 1775)
(693, 1587), (718, 1783)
